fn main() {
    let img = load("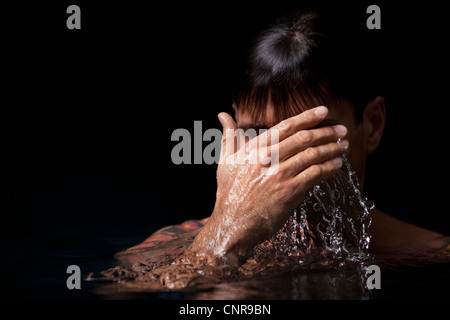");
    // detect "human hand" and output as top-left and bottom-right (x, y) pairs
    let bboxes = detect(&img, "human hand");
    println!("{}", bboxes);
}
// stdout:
(186, 107), (349, 266)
